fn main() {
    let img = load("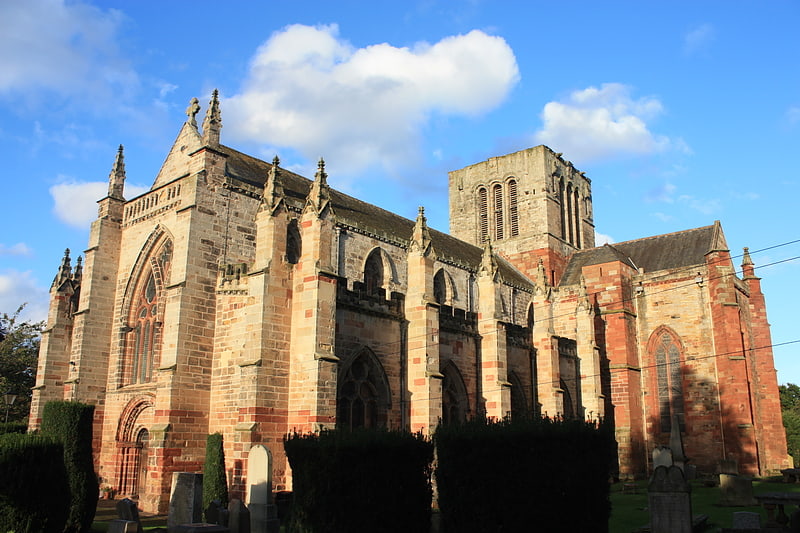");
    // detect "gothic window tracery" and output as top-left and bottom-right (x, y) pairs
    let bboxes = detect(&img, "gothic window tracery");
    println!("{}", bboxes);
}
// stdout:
(653, 329), (685, 433)
(337, 349), (390, 430)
